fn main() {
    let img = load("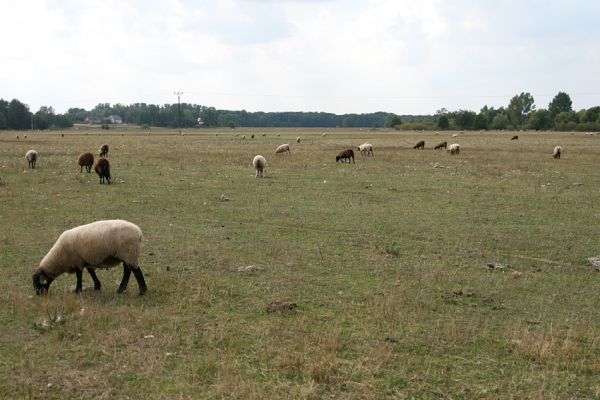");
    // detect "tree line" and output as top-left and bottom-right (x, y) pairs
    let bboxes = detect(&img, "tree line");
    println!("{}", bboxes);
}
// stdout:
(1, 91), (598, 131)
